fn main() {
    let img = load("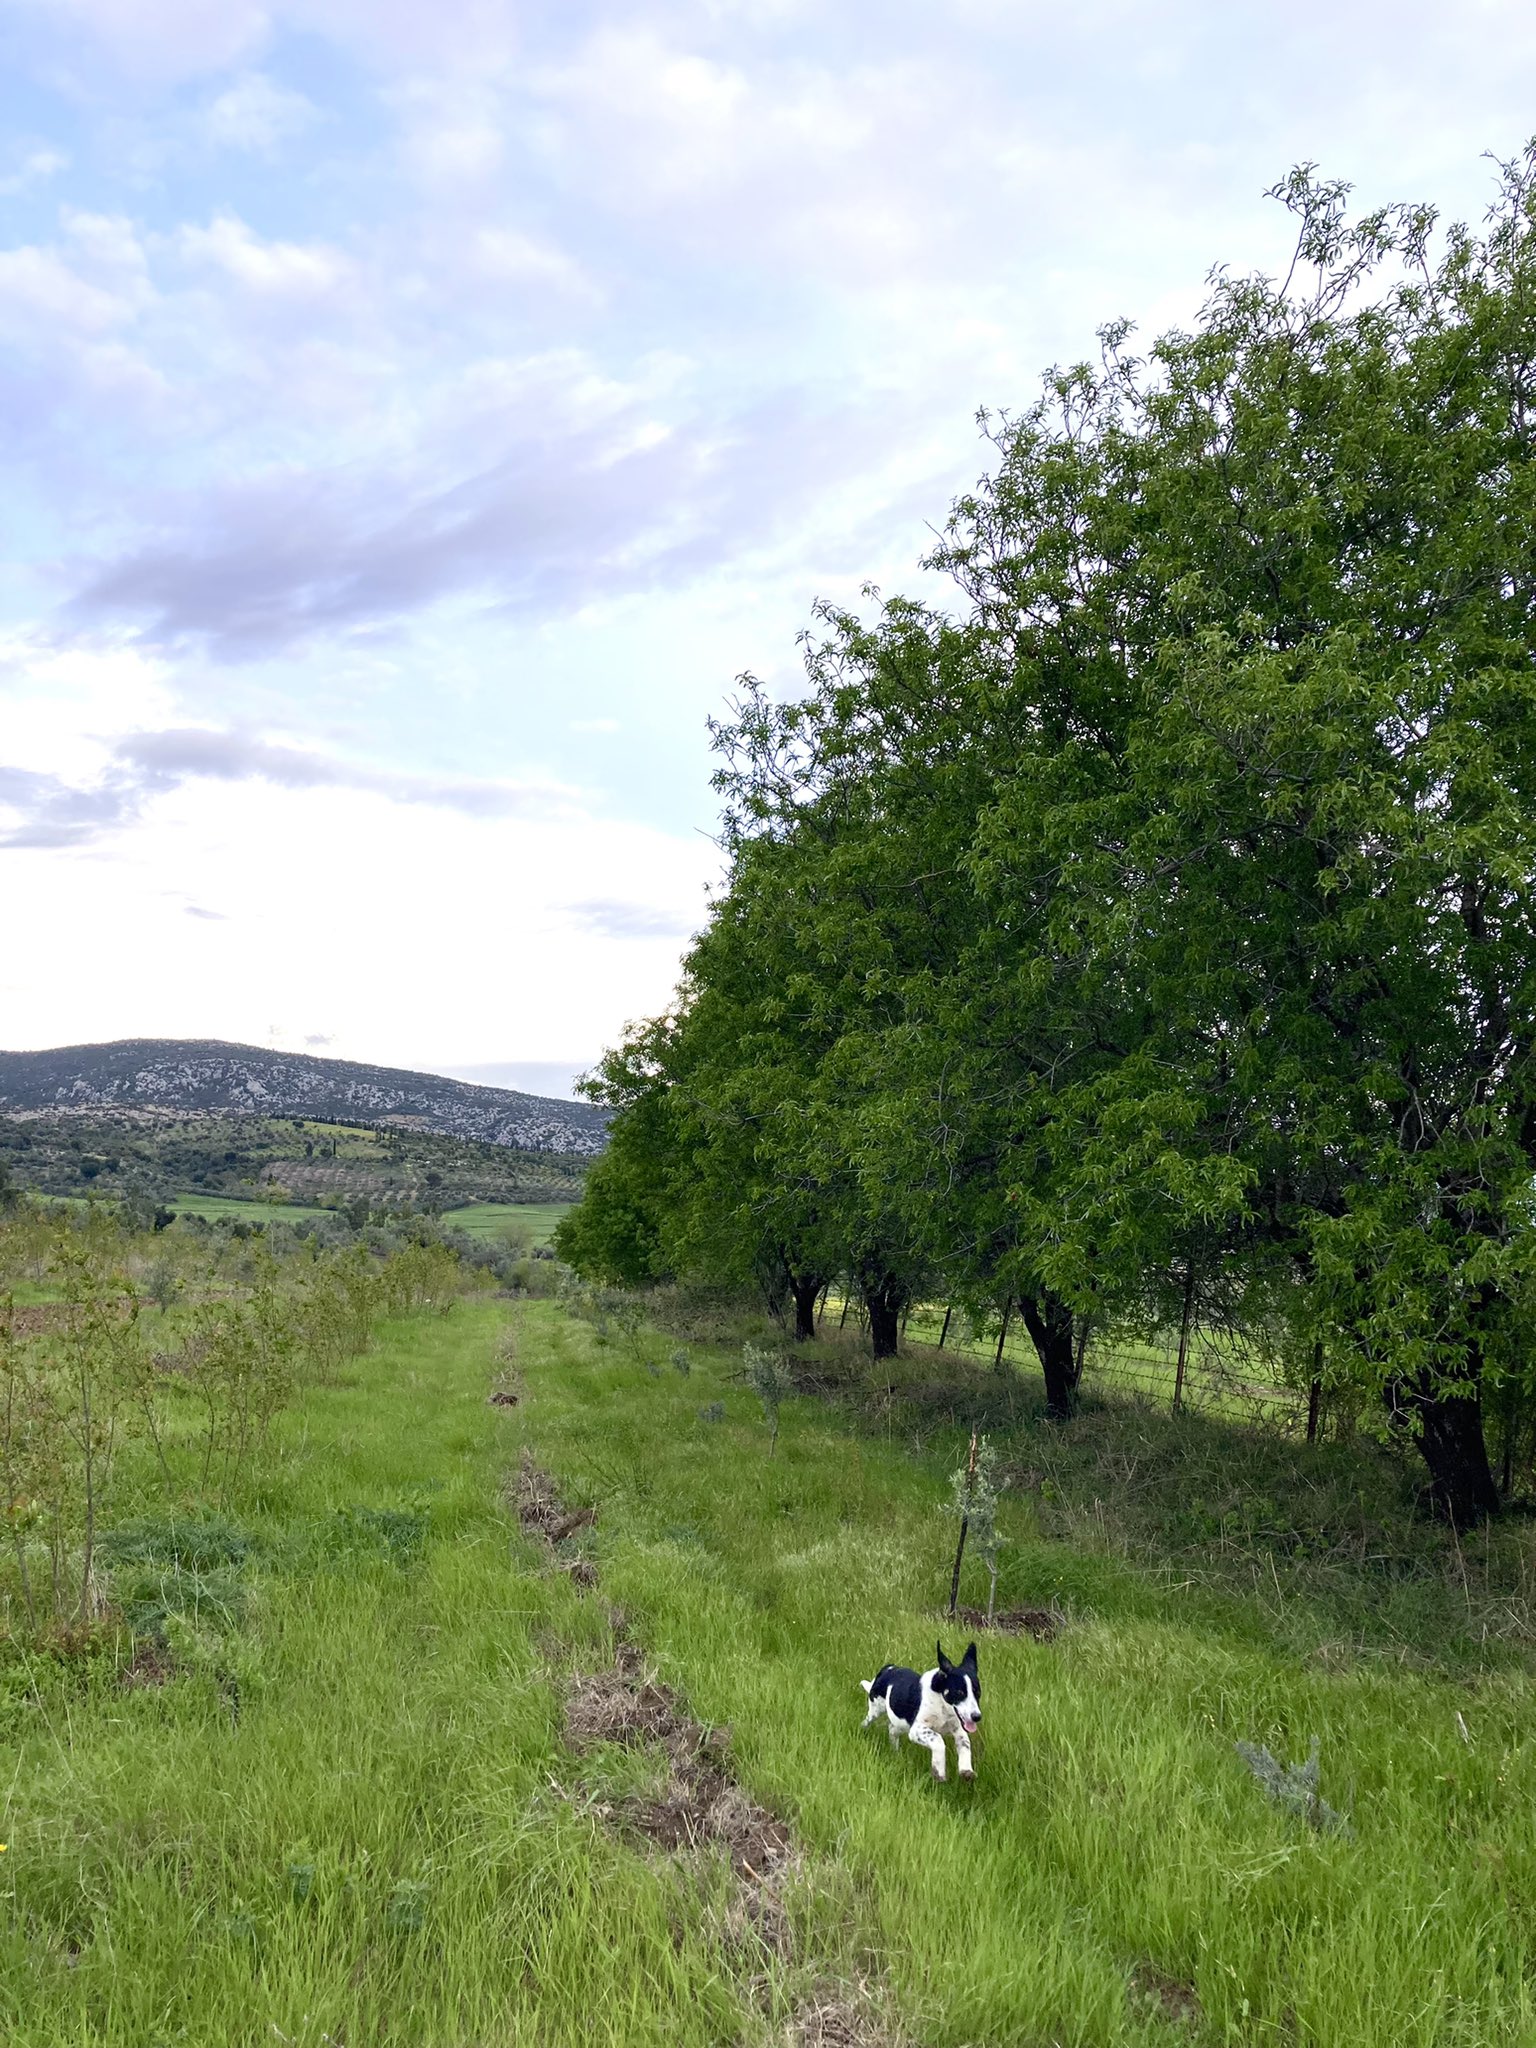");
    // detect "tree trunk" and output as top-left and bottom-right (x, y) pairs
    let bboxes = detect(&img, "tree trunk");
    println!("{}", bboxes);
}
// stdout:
(790, 1272), (823, 1343)
(1405, 1375), (1501, 1526)
(1018, 1291), (1080, 1419)
(858, 1268), (906, 1360)
(867, 1293), (901, 1360)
